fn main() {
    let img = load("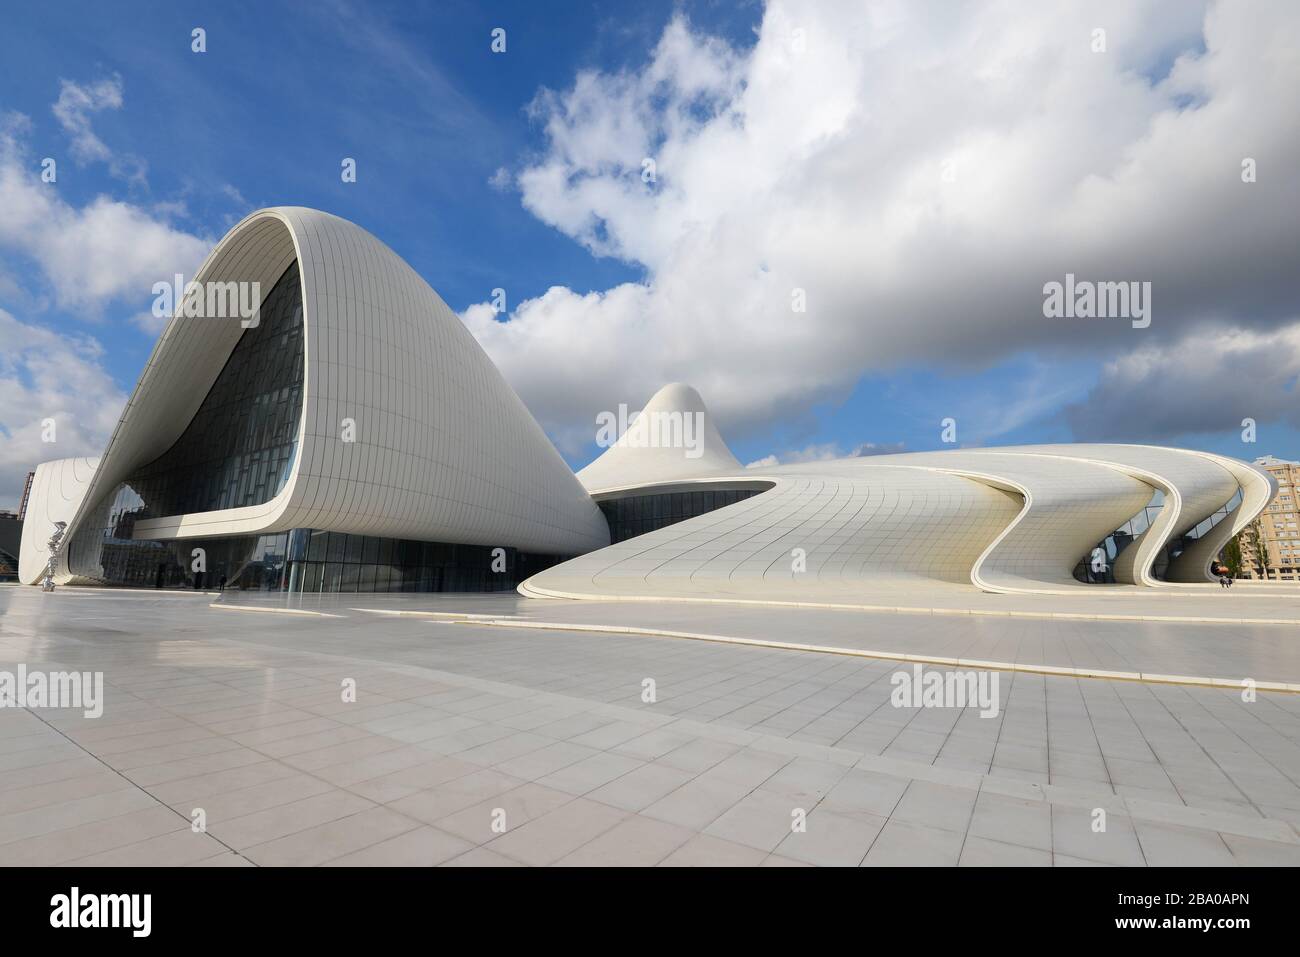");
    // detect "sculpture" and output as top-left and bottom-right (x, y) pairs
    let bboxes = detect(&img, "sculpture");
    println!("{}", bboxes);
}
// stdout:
(41, 521), (66, 592)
